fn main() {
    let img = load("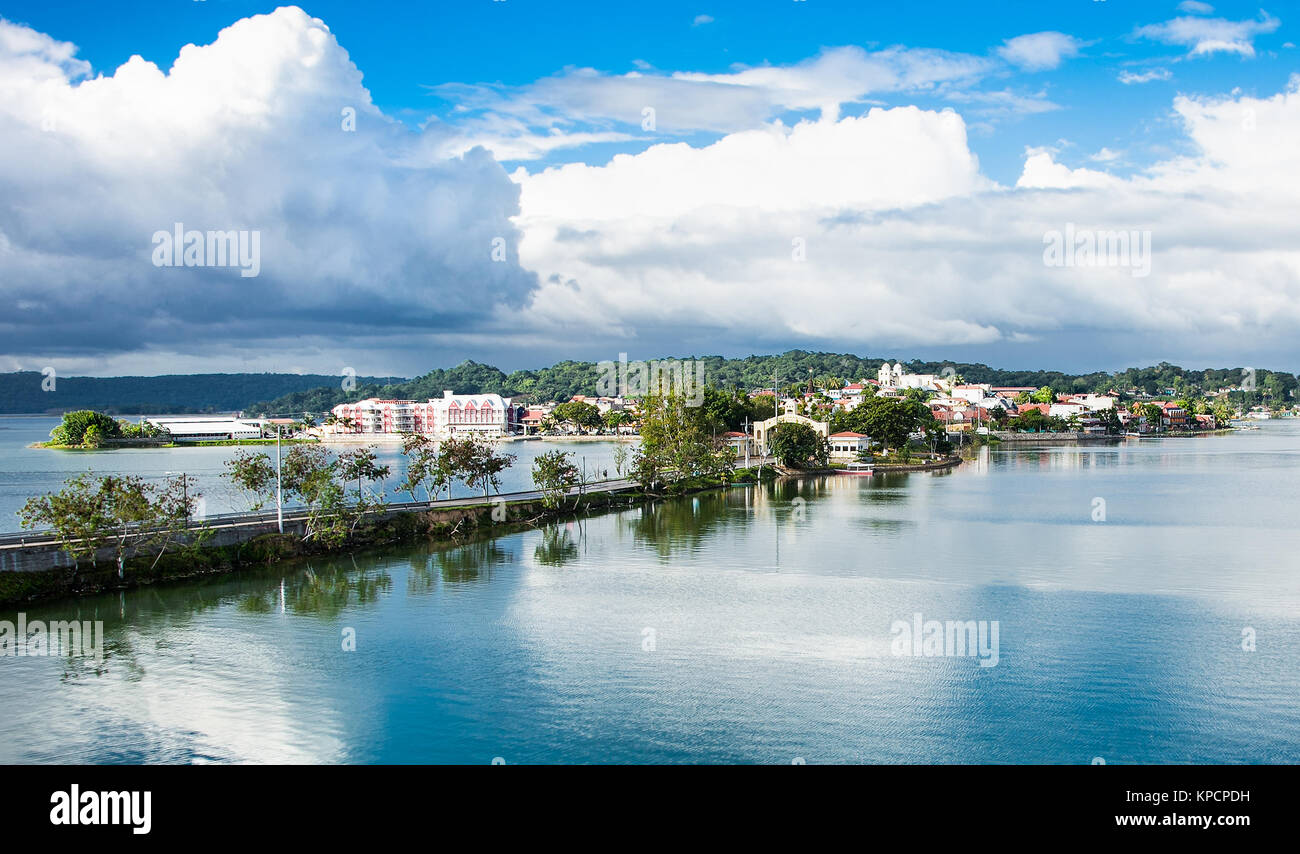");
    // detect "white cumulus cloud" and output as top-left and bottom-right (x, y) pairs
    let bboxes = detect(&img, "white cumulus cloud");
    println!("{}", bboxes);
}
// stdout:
(1135, 10), (1281, 57)
(0, 7), (537, 371)
(996, 31), (1087, 71)
(507, 77), (1300, 364)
